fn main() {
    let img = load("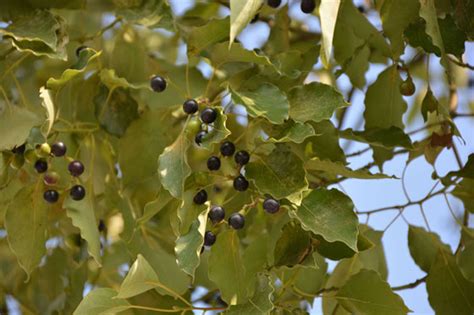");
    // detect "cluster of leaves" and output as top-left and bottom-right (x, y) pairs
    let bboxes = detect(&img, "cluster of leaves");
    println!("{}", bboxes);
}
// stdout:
(0, 0), (473, 314)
